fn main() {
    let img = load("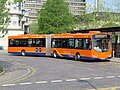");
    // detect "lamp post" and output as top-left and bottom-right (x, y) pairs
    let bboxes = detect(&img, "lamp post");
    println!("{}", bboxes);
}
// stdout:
(95, 0), (99, 12)
(93, 0), (100, 28)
